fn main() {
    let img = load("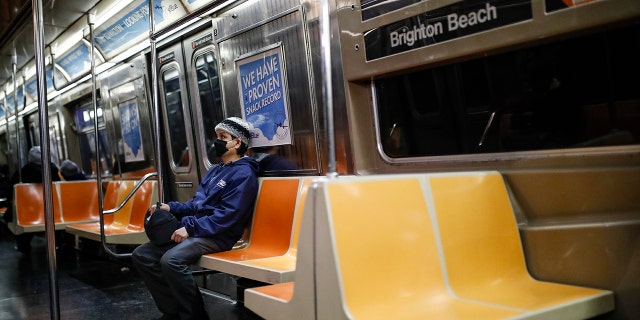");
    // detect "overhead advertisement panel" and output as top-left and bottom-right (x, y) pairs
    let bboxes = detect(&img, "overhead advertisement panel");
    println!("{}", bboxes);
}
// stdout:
(57, 42), (101, 81)
(93, 0), (187, 59)
(3, 88), (24, 114)
(25, 67), (55, 101)
(364, 0), (532, 61)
